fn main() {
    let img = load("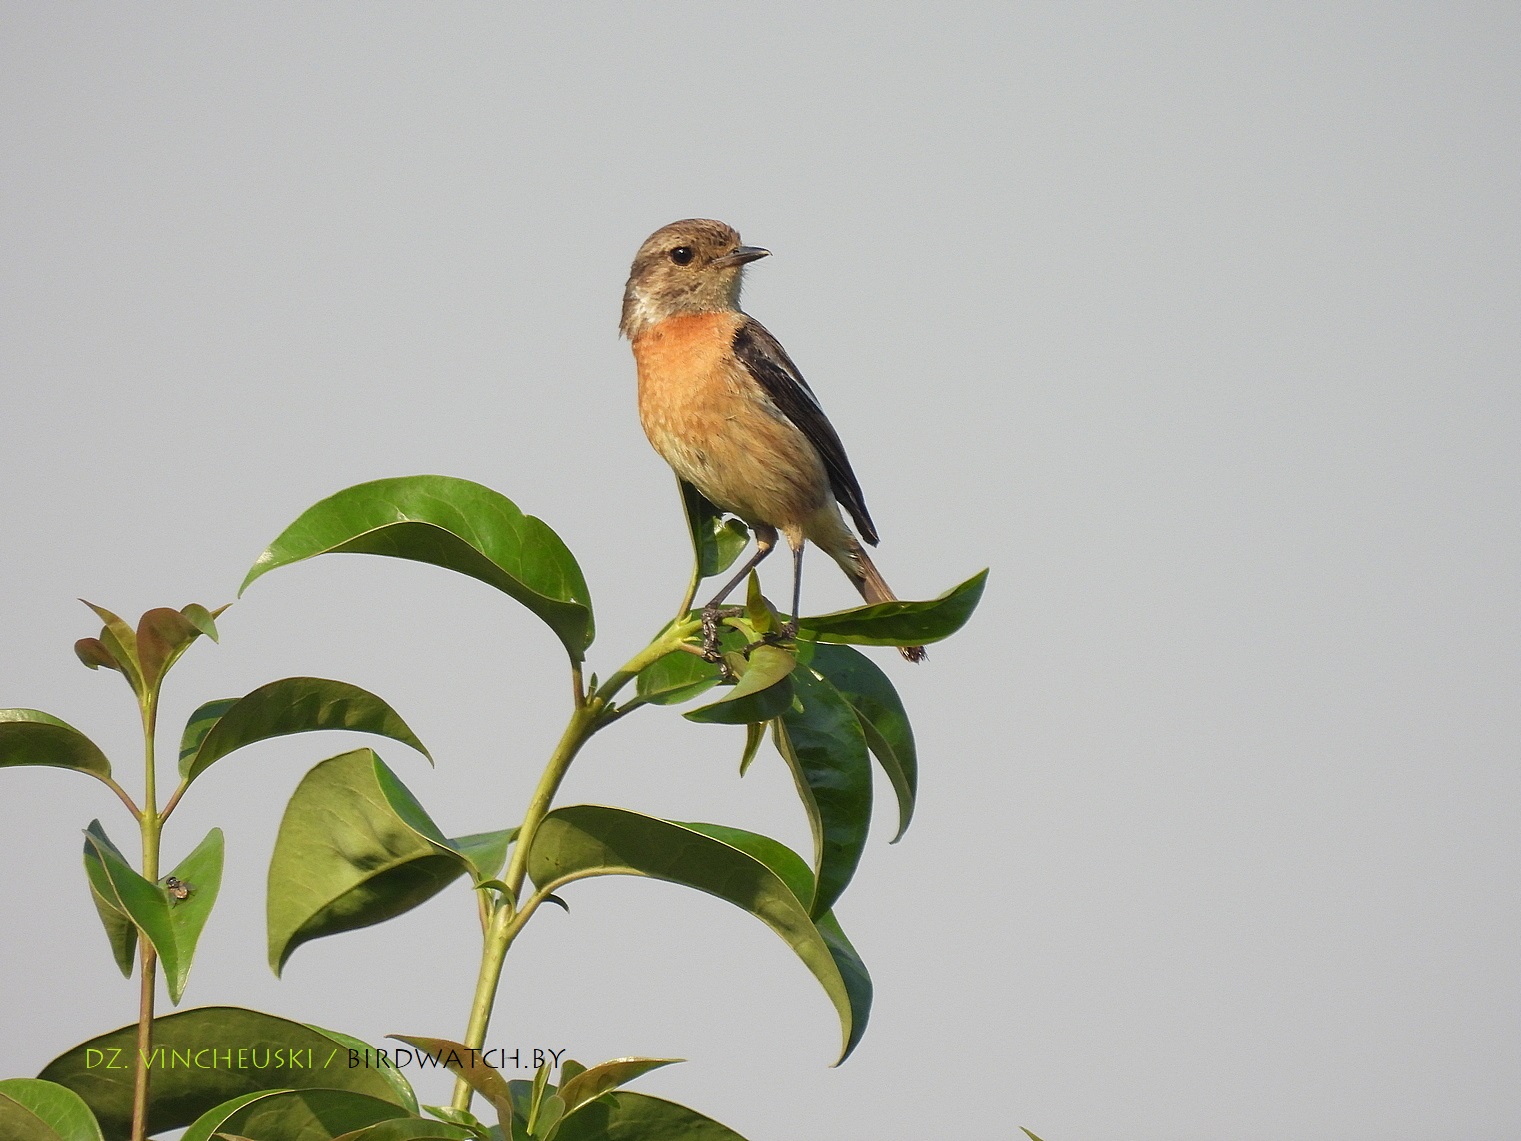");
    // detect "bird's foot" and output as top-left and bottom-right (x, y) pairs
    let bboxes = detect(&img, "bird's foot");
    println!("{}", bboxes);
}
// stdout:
(699, 605), (745, 665)
(745, 619), (799, 658)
